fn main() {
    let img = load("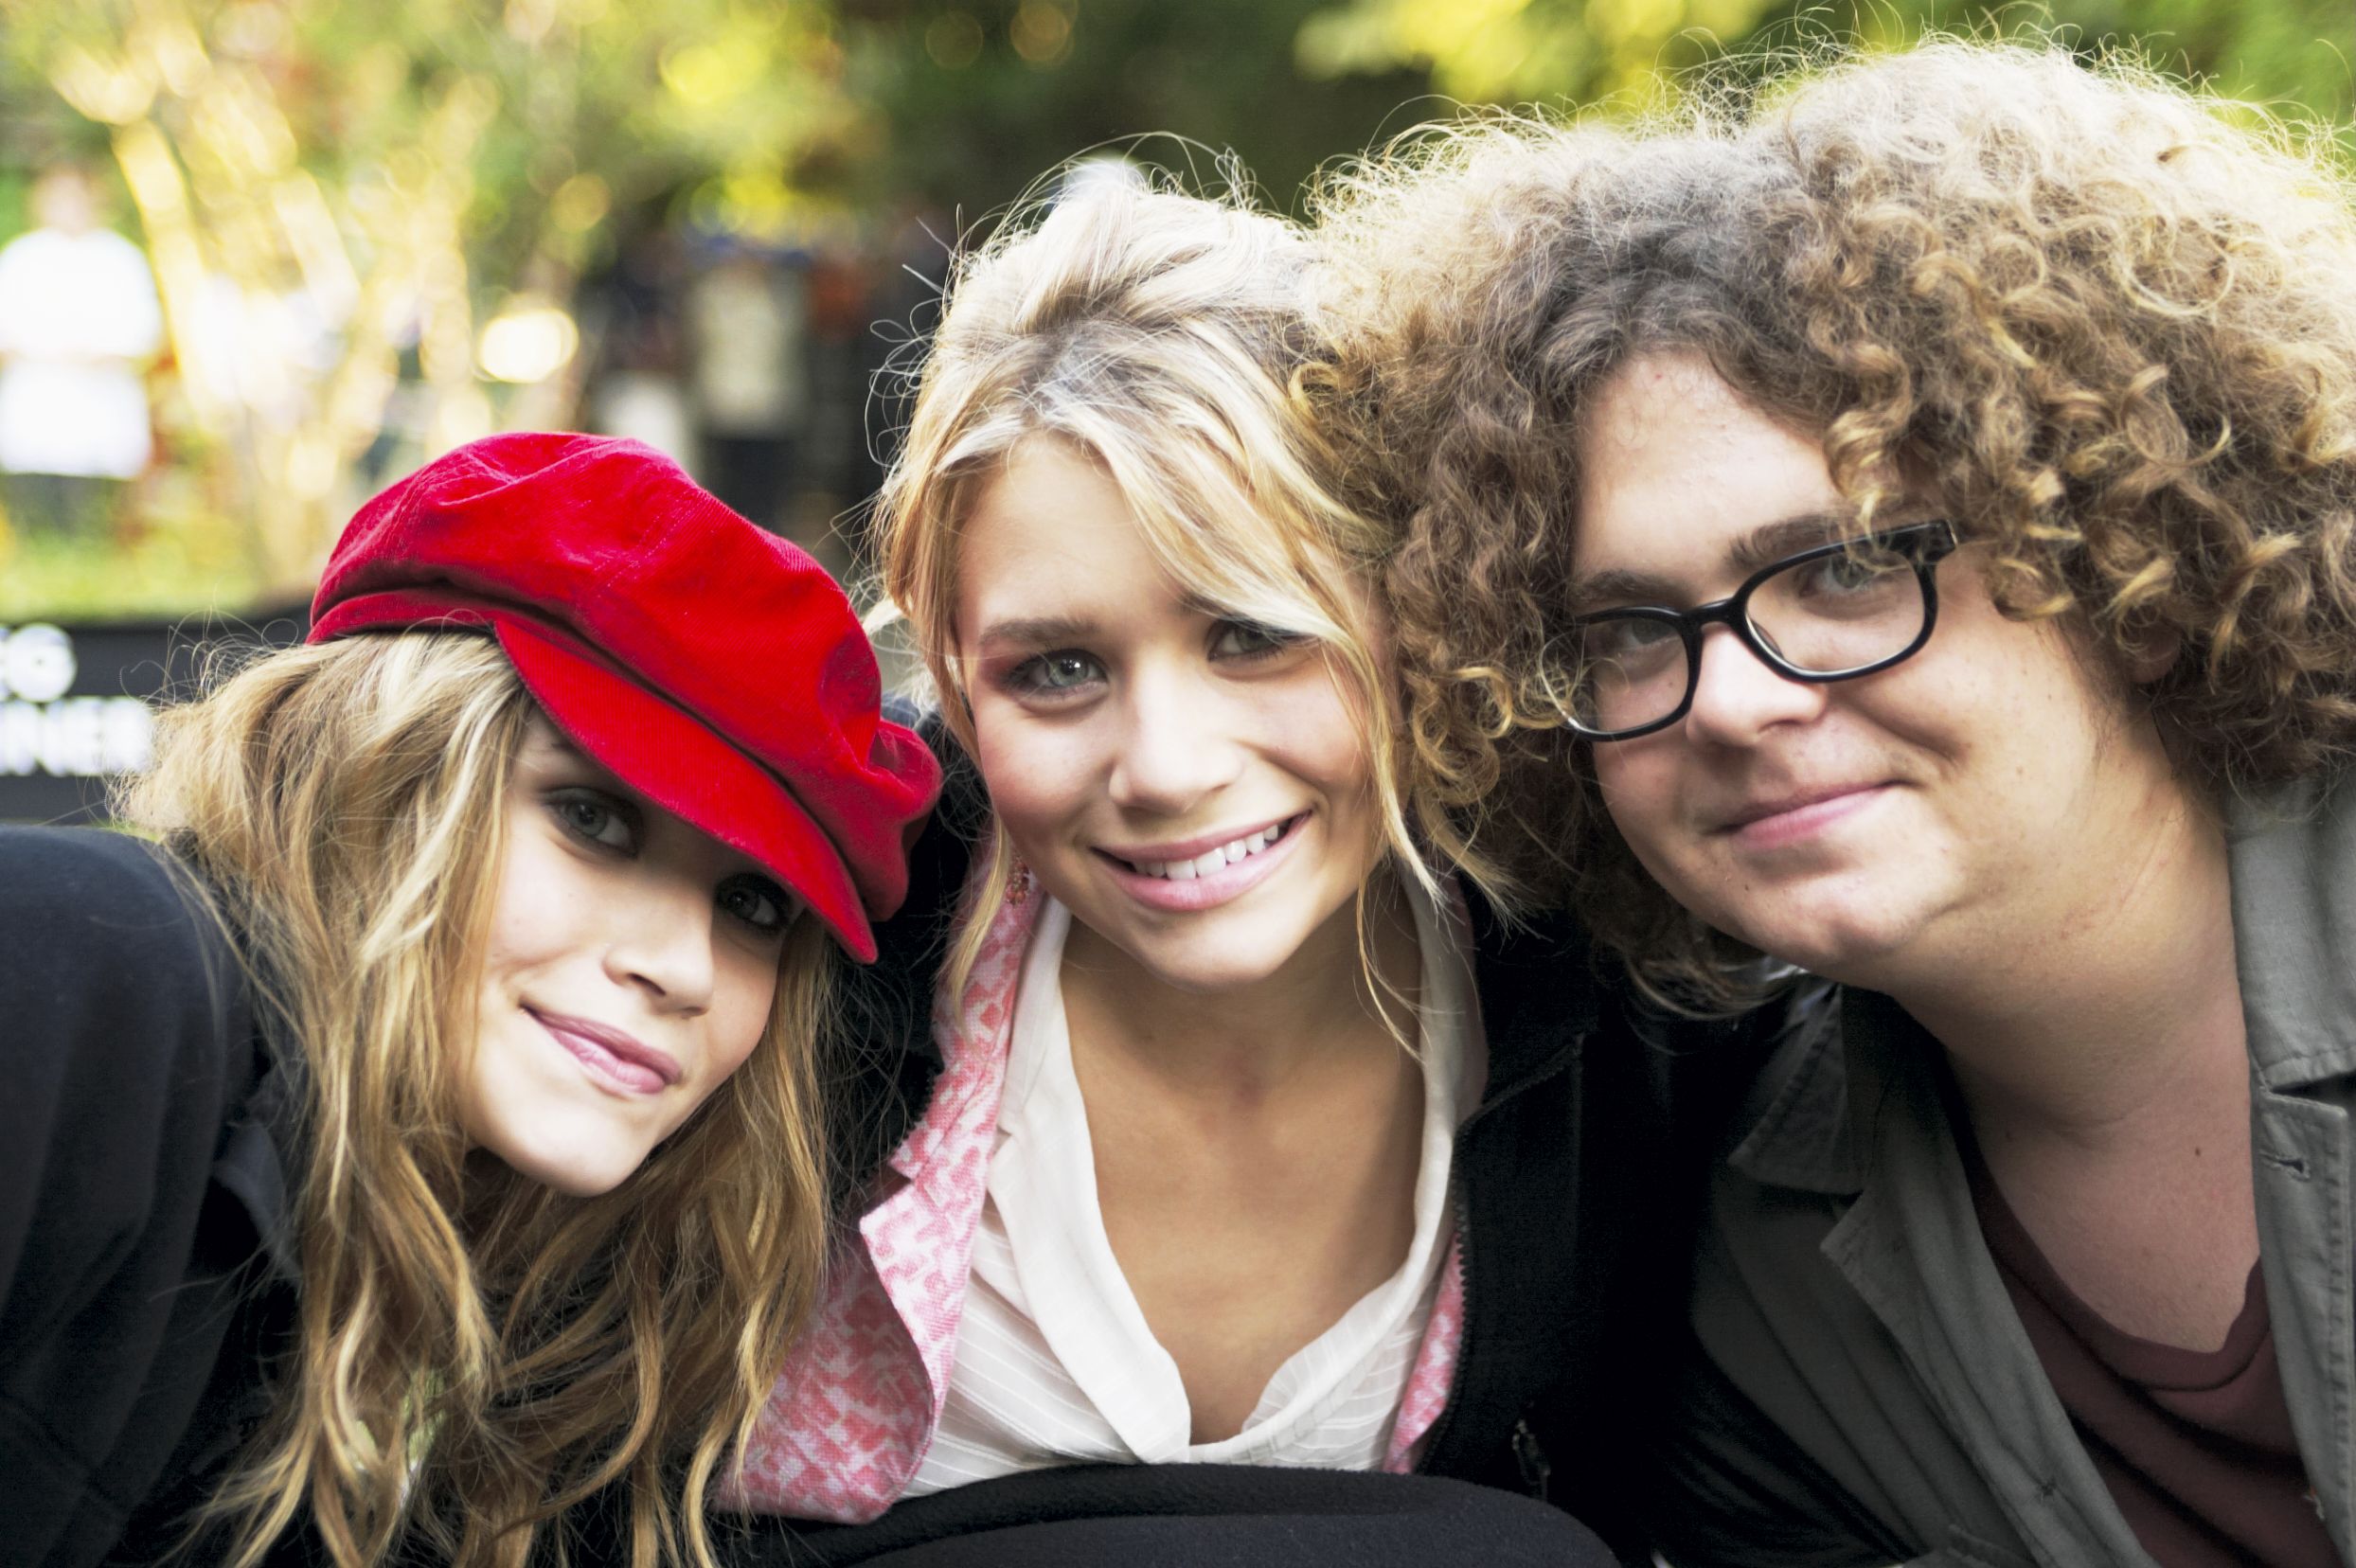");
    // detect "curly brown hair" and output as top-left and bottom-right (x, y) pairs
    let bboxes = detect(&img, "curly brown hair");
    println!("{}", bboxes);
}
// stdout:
(1312, 43), (2356, 1008)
